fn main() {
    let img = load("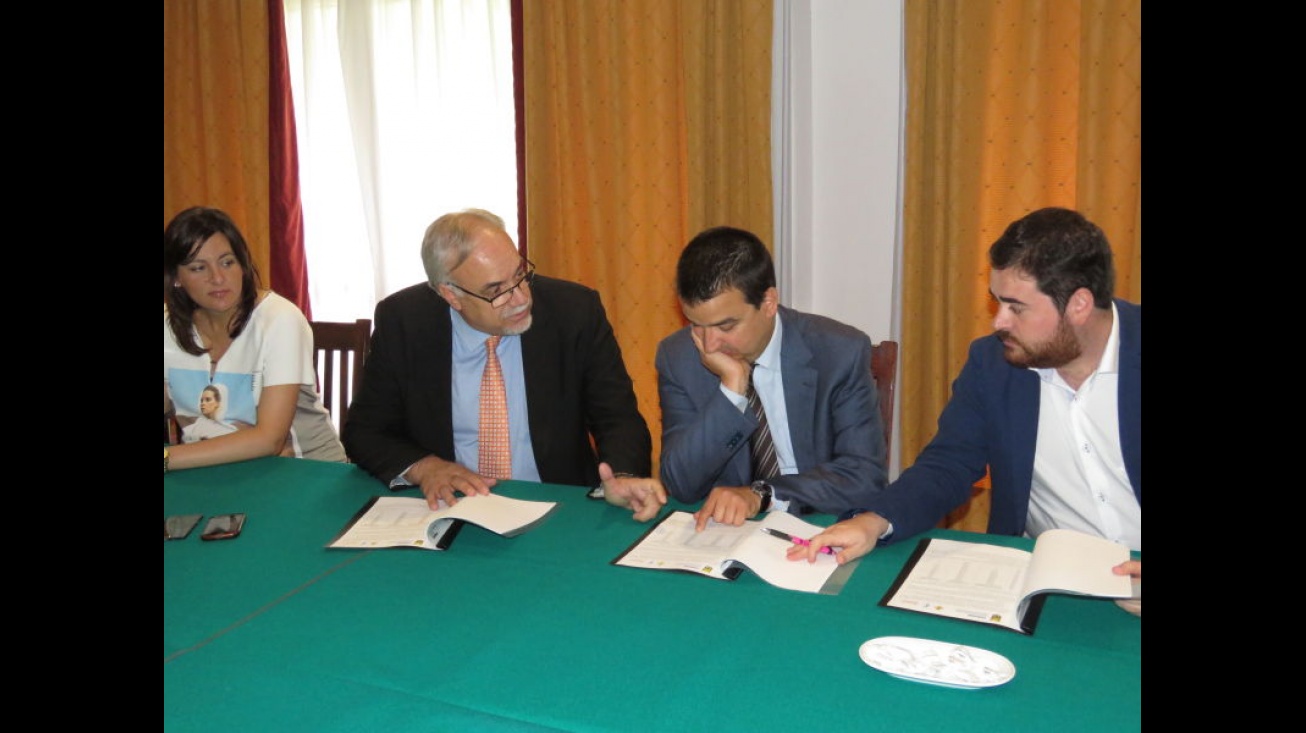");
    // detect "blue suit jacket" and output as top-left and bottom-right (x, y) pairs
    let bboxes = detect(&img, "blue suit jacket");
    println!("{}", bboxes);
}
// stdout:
(656, 306), (888, 515)
(869, 299), (1142, 543)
